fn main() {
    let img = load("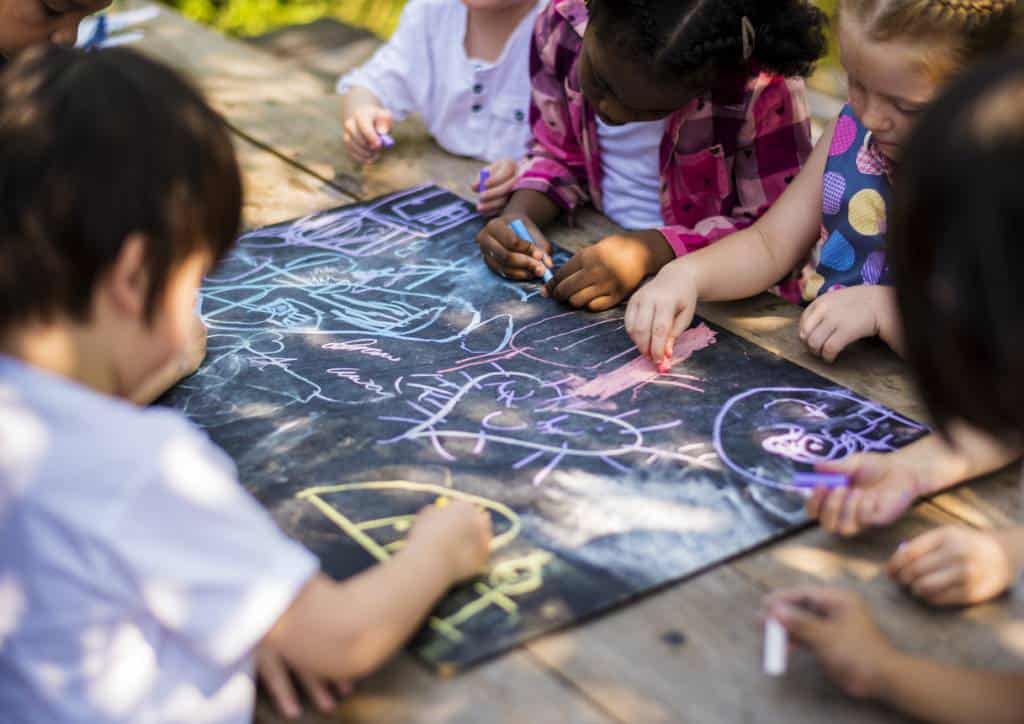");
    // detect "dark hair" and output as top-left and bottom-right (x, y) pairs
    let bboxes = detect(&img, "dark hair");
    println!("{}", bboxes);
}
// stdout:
(586, 0), (829, 80)
(891, 53), (1024, 440)
(0, 45), (241, 330)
